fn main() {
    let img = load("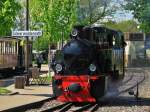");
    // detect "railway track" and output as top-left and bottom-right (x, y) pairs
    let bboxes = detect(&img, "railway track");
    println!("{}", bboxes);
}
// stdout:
(25, 68), (148, 112)
(106, 68), (146, 97)
(40, 102), (99, 112)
